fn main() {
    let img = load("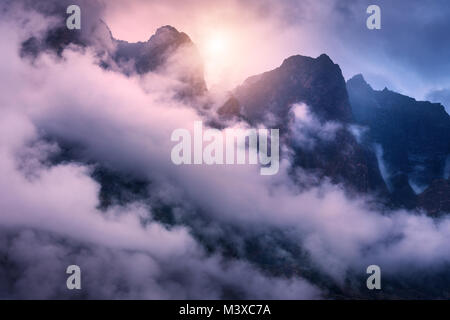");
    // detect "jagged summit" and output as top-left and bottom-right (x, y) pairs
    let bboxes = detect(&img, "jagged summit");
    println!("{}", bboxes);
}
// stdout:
(347, 74), (370, 87)
(279, 53), (337, 72)
(107, 24), (206, 96)
(20, 21), (207, 97)
(113, 25), (193, 72)
(349, 73), (365, 82)
(147, 25), (191, 46)
(317, 53), (333, 62)
(154, 25), (180, 35)
(347, 74), (375, 100)
(233, 53), (352, 125)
